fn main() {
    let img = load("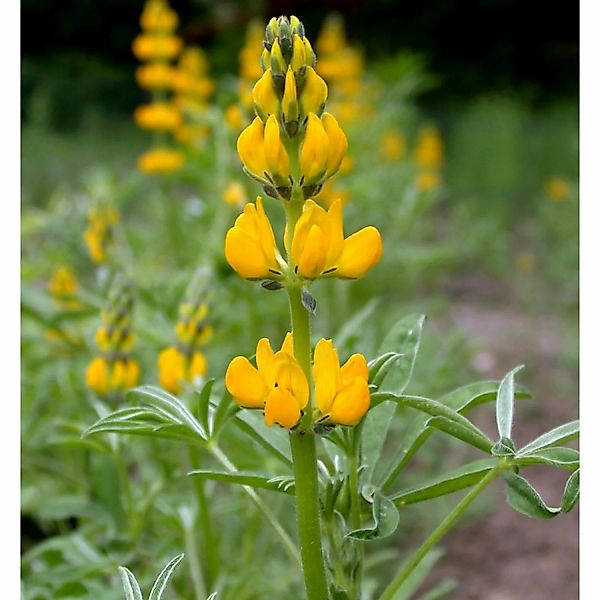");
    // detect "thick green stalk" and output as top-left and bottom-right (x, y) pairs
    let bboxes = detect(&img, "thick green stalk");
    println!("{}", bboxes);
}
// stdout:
(348, 428), (364, 598)
(286, 192), (330, 600)
(379, 468), (499, 600)
(290, 432), (329, 600)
